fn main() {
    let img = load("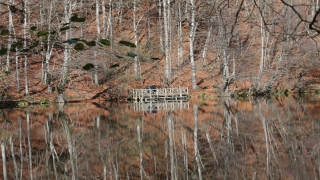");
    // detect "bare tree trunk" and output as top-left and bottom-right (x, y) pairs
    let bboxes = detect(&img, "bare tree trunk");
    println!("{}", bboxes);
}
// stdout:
(6, 0), (14, 72)
(117, 0), (123, 27)
(133, 0), (139, 76)
(24, 0), (29, 95)
(158, 0), (164, 52)
(61, 0), (73, 91)
(163, 0), (170, 81)
(167, 0), (172, 77)
(15, 51), (20, 91)
(95, 0), (100, 86)
(189, 0), (197, 89)
(44, 0), (55, 93)
(108, 0), (113, 64)
(253, 1), (267, 94)
(201, 25), (212, 66)
(177, 0), (183, 67)
(102, 0), (106, 38)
